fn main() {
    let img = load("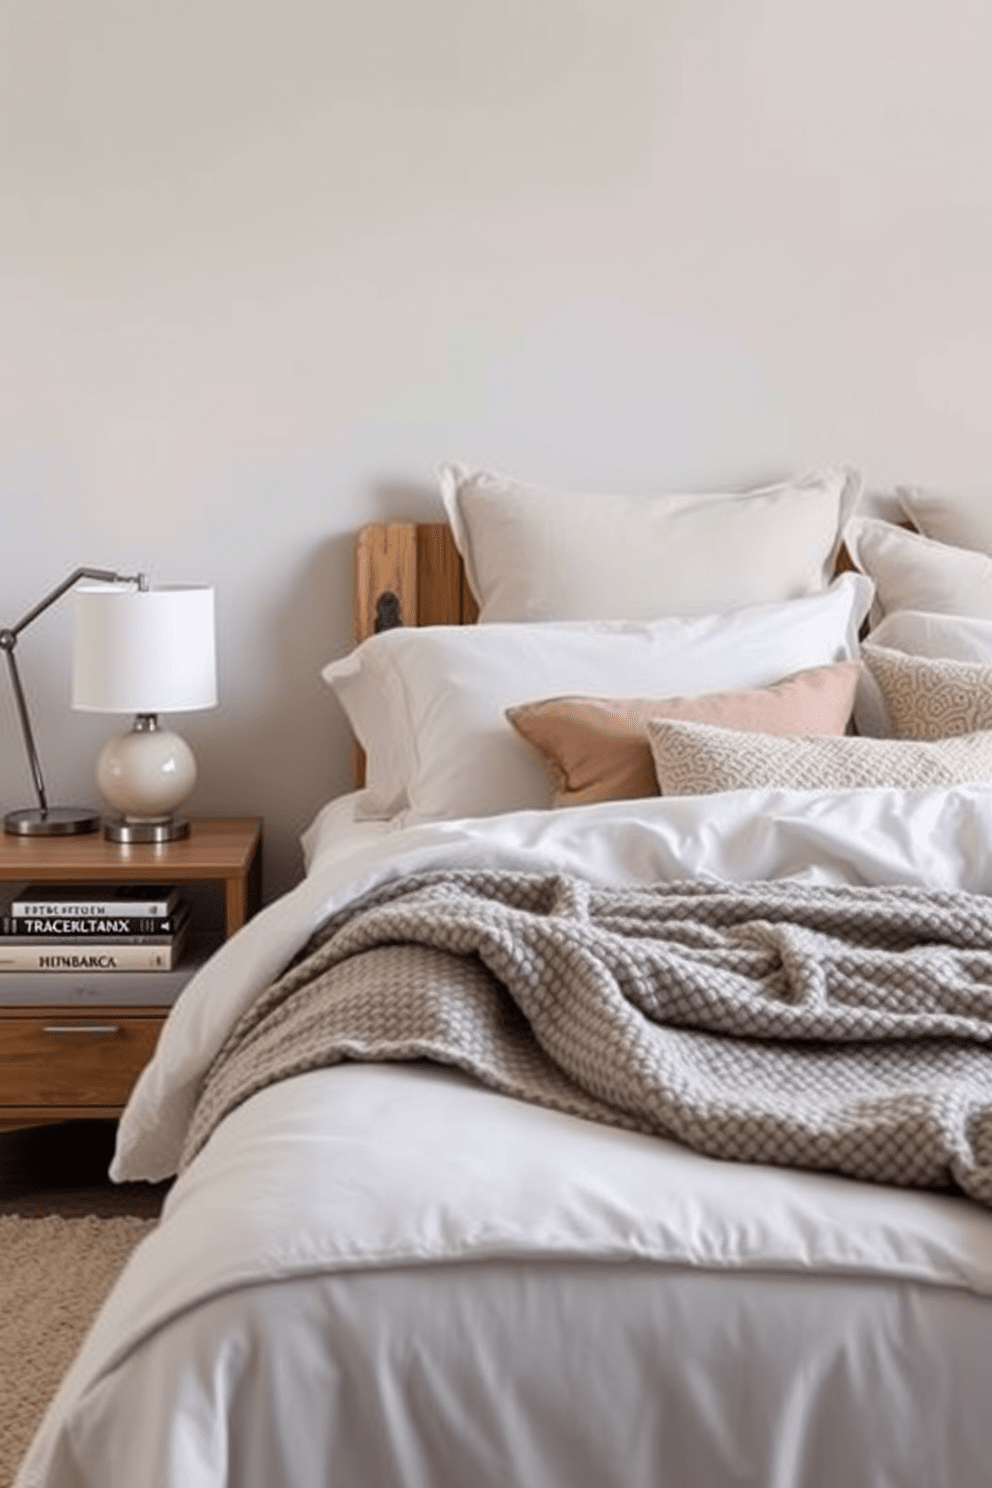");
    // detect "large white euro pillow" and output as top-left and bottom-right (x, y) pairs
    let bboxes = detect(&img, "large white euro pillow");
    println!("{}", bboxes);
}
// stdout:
(866, 610), (992, 665)
(322, 573), (873, 823)
(897, 486), (992, 558)
(844, 516), (992, 623)
(440, 463), (862, 623)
